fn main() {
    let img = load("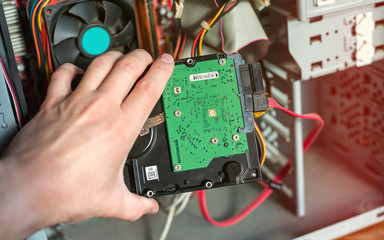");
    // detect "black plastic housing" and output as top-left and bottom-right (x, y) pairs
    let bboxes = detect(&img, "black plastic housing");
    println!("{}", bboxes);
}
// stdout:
(43, 0), (138, 70)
